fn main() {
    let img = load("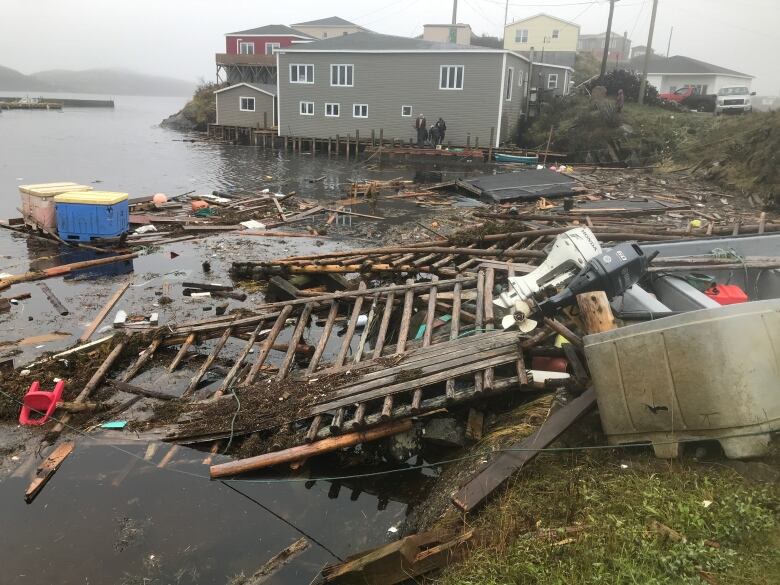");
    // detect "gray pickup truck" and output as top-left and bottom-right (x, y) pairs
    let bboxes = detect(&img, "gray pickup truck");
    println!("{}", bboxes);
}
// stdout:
(714, 86), (754, 115)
